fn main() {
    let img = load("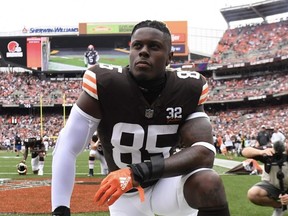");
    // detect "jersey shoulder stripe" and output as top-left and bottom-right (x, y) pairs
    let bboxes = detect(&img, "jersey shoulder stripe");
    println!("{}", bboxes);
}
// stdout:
(82, 69), (98, 99)
(198, 81), (208, 105)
